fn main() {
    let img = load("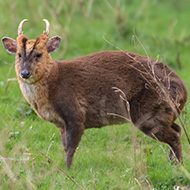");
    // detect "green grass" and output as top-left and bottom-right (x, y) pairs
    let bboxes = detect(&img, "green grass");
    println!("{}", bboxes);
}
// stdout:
(0, 0), (190, 189)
